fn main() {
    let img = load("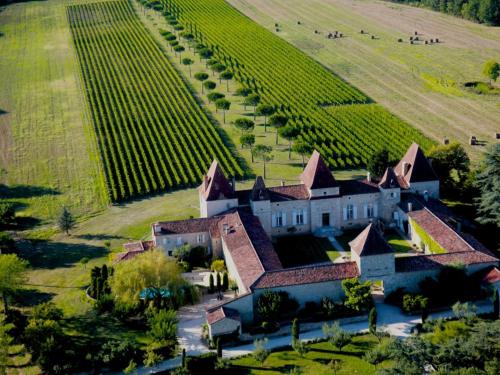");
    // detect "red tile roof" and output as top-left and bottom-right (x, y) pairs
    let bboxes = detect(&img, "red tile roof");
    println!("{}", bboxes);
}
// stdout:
(301, 150), (338, 190)
(206, 306), (241, 325)
(338, 179), (379, 196)
(268, 184), (310, 201)
(251, 176), (270, 201)
(199, 160), (235, 201)
(349, 224), (393, 256)
(395, 143), (438, 184)
(379, 167), (401, 189)
(219, 210), (282, 291)
(395, 251), (498, 272)
(482, 267), (500, 284)
(252, 262), (359, 289)
(154, 217), (223, 237)
(116, 241), (154, 263)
